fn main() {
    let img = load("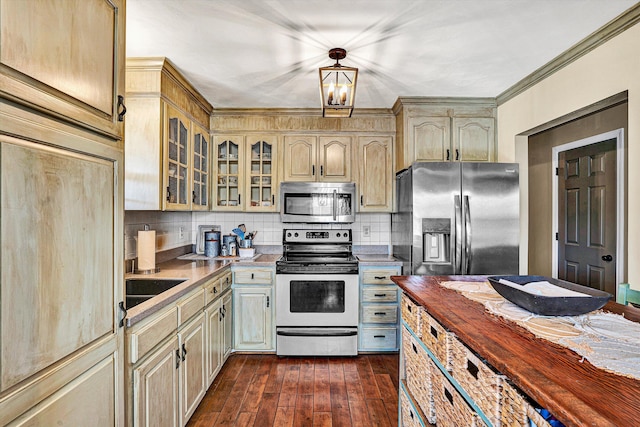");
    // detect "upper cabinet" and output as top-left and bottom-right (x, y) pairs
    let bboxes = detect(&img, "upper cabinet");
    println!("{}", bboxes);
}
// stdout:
(212, 135), (279, 212)
(283, 135), (351, 182)
(393, 98), (496, 171)
(124, 58), (213, 210)
(0, 0), (126, 139)
(356, 136), (394, 212)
